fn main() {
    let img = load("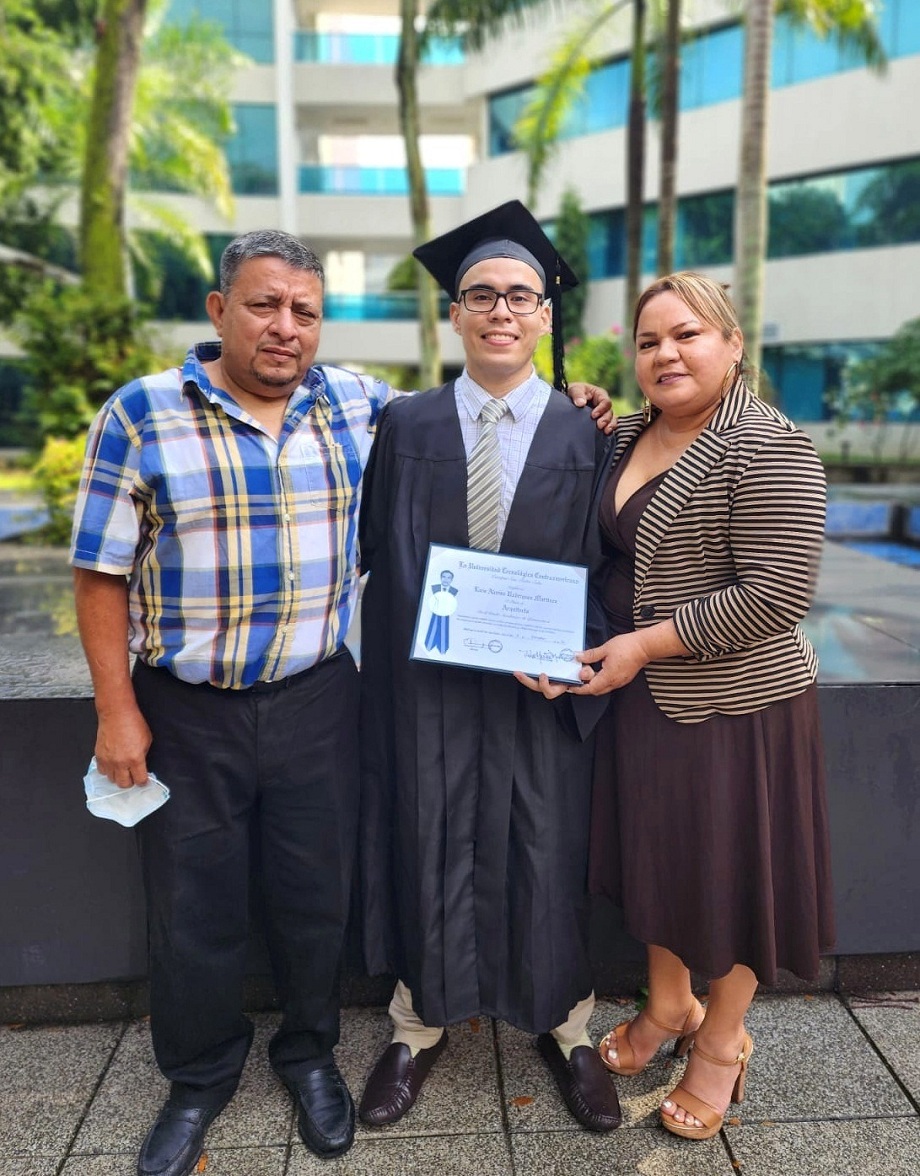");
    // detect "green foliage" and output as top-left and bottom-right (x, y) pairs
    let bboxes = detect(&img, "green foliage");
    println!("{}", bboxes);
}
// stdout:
(777, 0), (886, 71)
(0, 0), (87, 202)
(0, 195), (78, 325)
(31, 433), (86, 545)
(14, 282), (165, 442)
(842, 319), (920, 414)
(385, 254), (419, 292)
(554, 189), (590, 343)
(534, 329), (625, 395)
(827, 318), (920, 461)
(424, 0), (555, 53)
